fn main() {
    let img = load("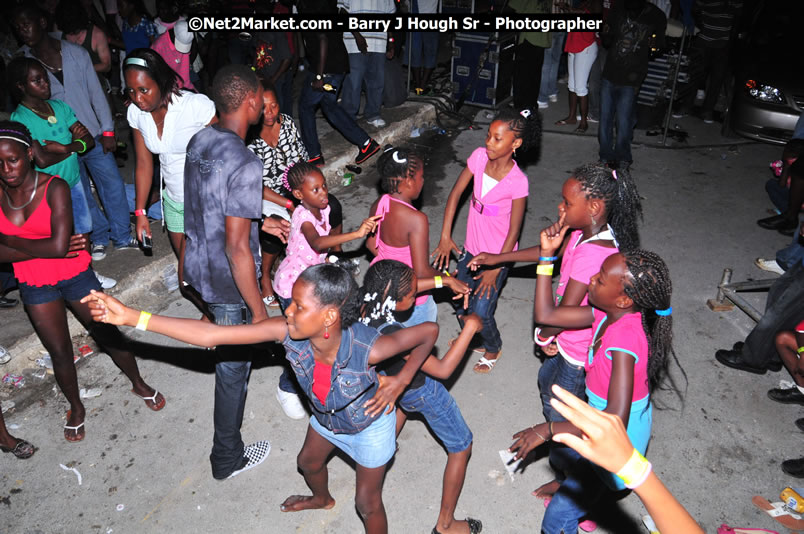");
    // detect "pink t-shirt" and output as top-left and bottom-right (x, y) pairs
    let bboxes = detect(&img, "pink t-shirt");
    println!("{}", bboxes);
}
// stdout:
(463, 147), (529, 256)
(585, 308), (649, 403)
(274, 205), (331, 299)
(151, 31), (195, 90)
(797, 319), (804, 333)
(555, 230), (618, 364)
